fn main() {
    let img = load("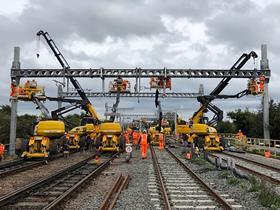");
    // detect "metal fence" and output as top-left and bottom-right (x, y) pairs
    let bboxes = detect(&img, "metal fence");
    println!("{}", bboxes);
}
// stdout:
(219, 133), (280, 158)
